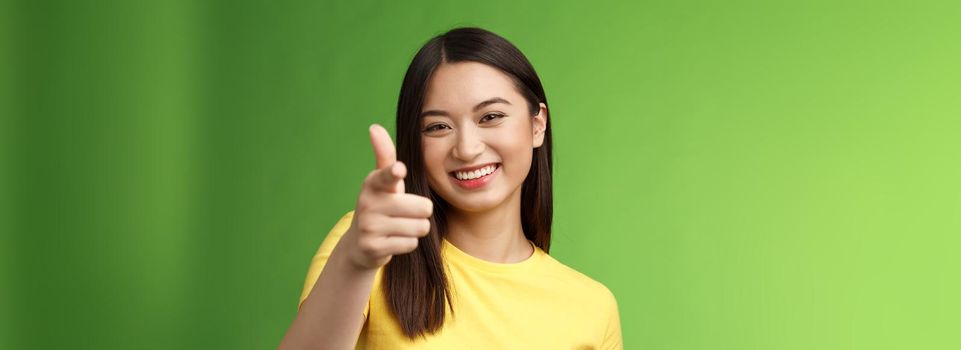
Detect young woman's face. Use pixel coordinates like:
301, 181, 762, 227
420, 62, 547, 213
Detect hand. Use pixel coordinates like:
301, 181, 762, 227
341, 124, 433, 270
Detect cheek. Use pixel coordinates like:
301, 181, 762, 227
421, 140, 448, 175
496, 127, 535, 173
505, 121, 534, 153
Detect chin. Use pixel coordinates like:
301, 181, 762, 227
444, 191, 508, 213
450, 201, 500, 213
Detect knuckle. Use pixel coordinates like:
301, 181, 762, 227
358, 239, 381, 257
354, 199, 370, 213
363, 171, 378, 186
365, 170, 387, 188
356, 219, 376, 235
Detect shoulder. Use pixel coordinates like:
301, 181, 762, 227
538, 253, 618, 307
332, 210, 355, 231
536, 253, 621, 340
299, 210, 357, 307
318, 210, 355, 246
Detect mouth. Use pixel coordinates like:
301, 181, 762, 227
448, 163, 501, 190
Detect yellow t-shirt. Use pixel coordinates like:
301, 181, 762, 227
299, 211, 623, 349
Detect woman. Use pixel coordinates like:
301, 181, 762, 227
279, 27, 622, 349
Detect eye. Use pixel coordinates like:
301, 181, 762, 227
480, 113, 506, 122
423, 123, 450, 133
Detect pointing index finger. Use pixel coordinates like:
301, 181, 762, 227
369, 161, 406, 193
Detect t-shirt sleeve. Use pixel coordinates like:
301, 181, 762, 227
601, 287, 623, 350
297, 210, 370, 318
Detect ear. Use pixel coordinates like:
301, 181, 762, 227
532, 103, 548, 148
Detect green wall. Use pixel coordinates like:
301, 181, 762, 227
3, 0, 959, 348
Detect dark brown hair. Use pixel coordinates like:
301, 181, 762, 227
384, 27, 553, 339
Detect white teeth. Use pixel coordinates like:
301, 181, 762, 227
454, 164, 497, 180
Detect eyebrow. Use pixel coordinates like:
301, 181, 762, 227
420, 97, 512, 118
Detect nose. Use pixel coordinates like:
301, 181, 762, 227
452, 124, 485, 161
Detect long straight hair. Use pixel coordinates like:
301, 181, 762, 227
384, 27, 554, 339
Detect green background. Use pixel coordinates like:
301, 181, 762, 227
3, 0, 960, 349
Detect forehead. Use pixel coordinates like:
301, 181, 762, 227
422, 61, 521, 112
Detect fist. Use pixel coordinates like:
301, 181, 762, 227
341, 124, 433, 270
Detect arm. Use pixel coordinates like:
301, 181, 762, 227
278, 230, 375, 350
277, 124, 433, 349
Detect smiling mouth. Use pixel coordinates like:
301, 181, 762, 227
449, 163, 501, 181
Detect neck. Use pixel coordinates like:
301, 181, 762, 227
445, 188, 533, 264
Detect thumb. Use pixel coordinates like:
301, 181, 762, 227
369, 124, 397, 170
